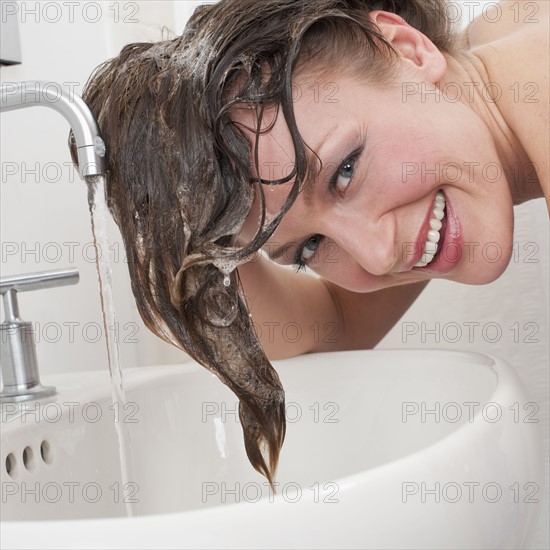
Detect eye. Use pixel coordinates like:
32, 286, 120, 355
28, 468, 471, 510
294, 235, 323, 272
330, 152, 359, 196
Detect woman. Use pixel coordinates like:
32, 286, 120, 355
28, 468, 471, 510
73, 0, 549, 487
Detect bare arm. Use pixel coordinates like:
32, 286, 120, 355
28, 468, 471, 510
237, 254, 428, 360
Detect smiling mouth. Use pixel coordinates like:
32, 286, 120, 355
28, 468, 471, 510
414, 192, 446, 268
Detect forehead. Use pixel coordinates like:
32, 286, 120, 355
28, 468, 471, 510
229, 73, 363, 190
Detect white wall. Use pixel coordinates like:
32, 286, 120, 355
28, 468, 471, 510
1, 1, 548, 546
0, 1, 188, 376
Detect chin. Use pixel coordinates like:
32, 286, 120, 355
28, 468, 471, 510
445, 252, 514, 286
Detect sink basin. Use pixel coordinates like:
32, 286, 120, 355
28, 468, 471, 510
0, 349, 543, 549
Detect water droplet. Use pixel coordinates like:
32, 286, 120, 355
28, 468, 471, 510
200, 285, 238, 328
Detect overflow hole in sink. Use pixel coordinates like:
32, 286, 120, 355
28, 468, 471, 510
5, 453, 17, 478
22, 446, 35, 471
40, 440, 52, 464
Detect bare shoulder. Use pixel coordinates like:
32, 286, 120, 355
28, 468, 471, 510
464, 1, 548, 48
466, 1, 549, 204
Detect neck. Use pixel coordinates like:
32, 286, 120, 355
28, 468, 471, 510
439, 51, 542, 206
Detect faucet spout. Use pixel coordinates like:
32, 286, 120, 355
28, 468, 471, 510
0, 81, 106, 179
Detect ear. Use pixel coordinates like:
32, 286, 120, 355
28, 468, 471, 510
368, 10, 447, 83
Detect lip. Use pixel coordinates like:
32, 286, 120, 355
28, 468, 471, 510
400, 191, 463, 274
415, 191, 462, 274
400, 192, 440, 271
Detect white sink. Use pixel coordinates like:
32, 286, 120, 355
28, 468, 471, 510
0, 349, 543, 549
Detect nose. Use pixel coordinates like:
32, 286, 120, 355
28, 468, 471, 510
327, 212, 398, 276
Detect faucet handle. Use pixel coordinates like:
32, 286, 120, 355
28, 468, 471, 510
1, 268, 79, 322
0, 267, 79, 295
0, 268, 79, 403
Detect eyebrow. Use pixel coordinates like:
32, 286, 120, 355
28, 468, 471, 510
268, 240, 298, 262
302, 125, 340, 207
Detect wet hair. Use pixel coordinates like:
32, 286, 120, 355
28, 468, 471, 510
70, 0, 456, 487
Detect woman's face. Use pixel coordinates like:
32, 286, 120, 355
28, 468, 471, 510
236, 67, 515, 292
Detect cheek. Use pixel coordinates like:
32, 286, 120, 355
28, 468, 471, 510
311, 247, 391, 293
314, 262, 371, 292
363, 137, 440, 208
448, 191, 515, 283
366, 114, 500, 205
367, 101, 496, 188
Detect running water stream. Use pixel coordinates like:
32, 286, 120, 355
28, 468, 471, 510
86, 175, 137, 517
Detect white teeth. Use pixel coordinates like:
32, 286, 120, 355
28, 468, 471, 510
427, 229, 440, 243
429, 219, 442, 231
432, 207, 444, 221
424, 241, 438, 254
415, 192, 446, 268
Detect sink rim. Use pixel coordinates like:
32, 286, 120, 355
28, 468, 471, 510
0, 349, 543, 550
1, 349, 528, 516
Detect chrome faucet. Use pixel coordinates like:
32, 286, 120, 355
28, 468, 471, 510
0, 269, 79, 402
0, 81, 106, 401
0, 80, 107, 178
